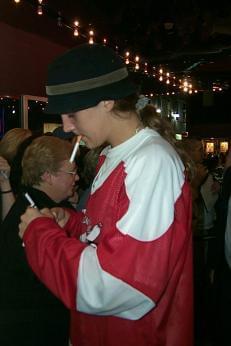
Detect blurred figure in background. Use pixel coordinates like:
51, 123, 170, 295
182, 138, 223, 345
0, 156, 14, 221
0, 128, 32, 165
182, 137, 209, 344
0, 128, 32, 221
212, 148, 231, 346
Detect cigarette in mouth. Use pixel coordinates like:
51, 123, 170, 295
69, 135, 82, 163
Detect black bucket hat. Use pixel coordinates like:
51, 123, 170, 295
45, 43, 137, 114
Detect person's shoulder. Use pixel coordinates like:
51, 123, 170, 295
133, 128, 180, 165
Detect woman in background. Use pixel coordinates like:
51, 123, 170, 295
0, 128, 32, 221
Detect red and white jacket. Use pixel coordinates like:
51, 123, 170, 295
23, 128, 193, 346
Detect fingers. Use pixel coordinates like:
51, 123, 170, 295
41, 207, 69, 227
19, 206, 69, 243
50, 207, 70, 227
50, 207, 65, 221
40, 208, 54, 218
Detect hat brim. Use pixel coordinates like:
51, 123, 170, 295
44, 77, 137, 114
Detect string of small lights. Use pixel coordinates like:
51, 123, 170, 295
11, 0, 225, 97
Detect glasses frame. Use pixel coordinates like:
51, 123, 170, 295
57, 169, 77, 176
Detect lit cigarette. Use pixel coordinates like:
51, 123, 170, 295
24, 192, 37, 208
69, 135, 82, 163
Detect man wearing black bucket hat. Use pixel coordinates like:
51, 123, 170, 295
19, 44, 193, 346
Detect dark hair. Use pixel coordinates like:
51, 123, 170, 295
113, 94, 138, 114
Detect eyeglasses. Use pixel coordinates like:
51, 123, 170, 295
57, 169, 77, 176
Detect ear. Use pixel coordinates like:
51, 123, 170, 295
41, 171, 52, 185
102, 100, 115, 111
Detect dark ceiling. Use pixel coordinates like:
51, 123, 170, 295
1, 0, 231, 91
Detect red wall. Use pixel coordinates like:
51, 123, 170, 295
0, 21, 68, 97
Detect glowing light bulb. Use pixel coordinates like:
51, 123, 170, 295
135, 56, 139, 62
14, 0, 20, 3
73, 21, 79, 36
74, 28, 79, 36
37, 5, 43, 15
144, 62, 148, 73
89, 30, 94, 44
